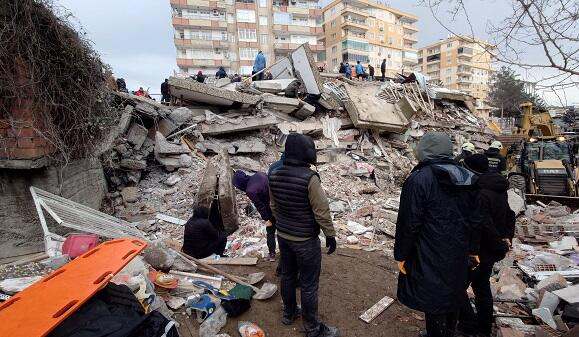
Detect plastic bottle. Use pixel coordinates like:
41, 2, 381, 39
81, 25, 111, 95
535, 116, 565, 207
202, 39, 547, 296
238, 321, 265, 337
199, 305, 227, 337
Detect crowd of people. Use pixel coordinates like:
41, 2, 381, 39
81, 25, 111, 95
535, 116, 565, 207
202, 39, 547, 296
338, 58, 389, 81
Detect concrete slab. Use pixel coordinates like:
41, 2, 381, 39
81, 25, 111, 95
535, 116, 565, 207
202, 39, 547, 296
277, 117, 353, 134
199, 115, 278, 135
158, 118, 178, 137
252, 79, 296, 93
263, 95, 300, 114
154, 132, 190, 155
169, 77, 259, 106
343, 83, 411, 133
218, 150, 239, 235
294, 102, 316, 120
120, 159, 147, 170
290, 44, 323, 96
194, 157, 219, 209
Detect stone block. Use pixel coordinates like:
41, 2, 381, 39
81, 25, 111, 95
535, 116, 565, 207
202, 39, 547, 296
120, 159, 147, 170
195, 157, 219, 209
293, 102, 316, 120
168, 107, 194, 126
125, 123, 148, 149
218, 150, 239, 235
158, 118, 178, 137
121, 186, 139, 203
155, 155, 181, 172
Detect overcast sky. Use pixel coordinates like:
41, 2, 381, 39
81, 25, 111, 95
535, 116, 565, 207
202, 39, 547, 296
55, 0, 577, 105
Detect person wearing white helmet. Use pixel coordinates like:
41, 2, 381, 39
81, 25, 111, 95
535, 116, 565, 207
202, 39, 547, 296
455, 142, 475, 165
484, 141, 507, 175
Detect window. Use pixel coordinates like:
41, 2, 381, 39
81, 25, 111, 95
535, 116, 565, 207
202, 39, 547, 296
370, 32, 375, 40
238, 29, 257, 41
227, 13, 234, 23
446, 76, 452, 83
239, 48, 259, 60
332, 58, 338, 65
447, 42, 453, 48
446, 68, 451, 74
259, 0, 267, 7
259, 16, 268, 25
331, 46, 337, 53
273, 12, 291, 24
331, 33, 336, 40
236, 9, 256, 23
379, 21, 384, 29
260, 34, 268, 44
240, 66, 253, 75
331, 20, 336, 28
388, 37, 393, 45
388, 25, 393, 32
229, 33, 236, 42
368, 18, 375, 27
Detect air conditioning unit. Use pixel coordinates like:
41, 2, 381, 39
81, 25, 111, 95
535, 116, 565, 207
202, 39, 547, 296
380, 39, 384, 43
379, 27, 383, 31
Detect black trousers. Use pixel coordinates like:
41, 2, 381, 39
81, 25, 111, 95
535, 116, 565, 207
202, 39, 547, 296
458, 260, 494, 336
425, 312, 458, 337
279, 236, 322, 337
161, 94, 170, 103
381, 71, 385, 81
266, 225, 276, 255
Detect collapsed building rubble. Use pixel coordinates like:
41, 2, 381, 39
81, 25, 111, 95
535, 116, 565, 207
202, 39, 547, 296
5, 42, 578, 337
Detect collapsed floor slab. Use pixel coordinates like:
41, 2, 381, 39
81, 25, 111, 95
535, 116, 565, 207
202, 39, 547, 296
169, 77, 260, 107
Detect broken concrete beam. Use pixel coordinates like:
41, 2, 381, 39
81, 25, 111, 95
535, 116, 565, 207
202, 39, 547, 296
293, 102, 316, 120
125, 123, 148, 149
290, 44, 323, 95
228, 139, 266, 154
218, 150, 239, 235
277, 117, 353, 134
314, 140, 358, 150
230, 156, 262, 172
263, 95, 300, 114
120, 159, 147, 170
96, 106, 133, 155
156, 156, 181, 171
343, 83, 411, 133
154, 132, 190, 155
134, 102, 157, 118
196, 141, 223, 154
169, 77, 259, 107
200, 115, 278, 135
195, 156, 219, 209
252, 79, 296, 93
157, 118, 178, 137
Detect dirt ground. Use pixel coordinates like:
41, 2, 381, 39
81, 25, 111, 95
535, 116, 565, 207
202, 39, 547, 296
175, 248, 424, 337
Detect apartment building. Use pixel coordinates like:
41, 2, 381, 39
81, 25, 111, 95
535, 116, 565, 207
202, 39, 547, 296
415, 36, 495, 111
321, 0, 419, 77
170, 0, 324, 77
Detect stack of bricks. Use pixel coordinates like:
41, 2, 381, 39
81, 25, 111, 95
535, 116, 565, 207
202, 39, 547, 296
0, 100, 54, 160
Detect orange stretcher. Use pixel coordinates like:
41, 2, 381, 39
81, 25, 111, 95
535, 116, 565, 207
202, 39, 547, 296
0, 238, 147, 337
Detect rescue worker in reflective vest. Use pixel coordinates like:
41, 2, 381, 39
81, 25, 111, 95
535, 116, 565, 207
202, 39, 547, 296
455, 142, 475, 166
484, 141, 507, 175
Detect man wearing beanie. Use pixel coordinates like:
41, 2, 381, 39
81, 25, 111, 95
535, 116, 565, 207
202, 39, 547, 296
395, 132, 479, 337
458, 154, 515, 337
269, 133, 338, 337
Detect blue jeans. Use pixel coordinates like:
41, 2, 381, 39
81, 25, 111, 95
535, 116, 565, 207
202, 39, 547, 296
279, 236, 322, 337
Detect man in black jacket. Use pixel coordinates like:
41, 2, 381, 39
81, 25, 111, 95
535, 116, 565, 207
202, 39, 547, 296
484, 141, 507, 175
458, 154, 515, 337
269, 133, 338, 337
182, 207, 227, 259
160, 79, 170, 104
380, 59, 386, 81
395, 132, 478, 337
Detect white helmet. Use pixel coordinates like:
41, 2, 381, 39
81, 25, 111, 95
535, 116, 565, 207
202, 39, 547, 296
461, 142, 475, 153
490, 141, 503, 150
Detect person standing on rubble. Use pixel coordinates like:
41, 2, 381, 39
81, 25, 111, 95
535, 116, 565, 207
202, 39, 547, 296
269, 133, 339, 337
253, 51, 266, 81
368, 64, 375, 81
344, 62, 352, 79
484, 141, 507, 175
182, 207, 227, 259
338, 62, 346, 74
232, 170, 278, 262
216, 66, 227, 79
380, 59, 386, 81
160, 79, 170, 104
458, 154, 515, 337
395, 132, 479, 337
196, 70, 206, 83
455, 142, 475, 166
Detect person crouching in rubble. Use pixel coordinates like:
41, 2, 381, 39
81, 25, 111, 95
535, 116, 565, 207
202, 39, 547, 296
395, 132, 479, 337
269, 133, 338, 337
182, 207, 227, 259
232, 170, 278, 262
458, 154, 515, 337
455, 142, 475, 166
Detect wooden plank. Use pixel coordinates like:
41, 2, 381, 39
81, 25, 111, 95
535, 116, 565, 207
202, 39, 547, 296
359, 295, 395, 323
200, 257, 258, 266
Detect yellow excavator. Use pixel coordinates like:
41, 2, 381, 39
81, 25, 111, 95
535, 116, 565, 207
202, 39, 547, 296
501, 102, 579, 200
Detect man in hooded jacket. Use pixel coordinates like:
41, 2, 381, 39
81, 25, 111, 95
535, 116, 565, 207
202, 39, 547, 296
458, 154, 515, 336
182, 207, 227, 259
269, 133, 338, 337
395, 132, 479, 337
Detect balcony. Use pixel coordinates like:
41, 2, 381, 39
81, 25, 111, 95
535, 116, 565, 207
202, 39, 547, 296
426, 53, 440, 63
287, 5, 309, 15
343, 33, 366, 41
172, 17, 227, 28
342, 5, 369, 17
457, 77, 473, 84
403, 34, 418, 42
457, 67, 472, 75
341, 18, 367, 31
175, 38, 229, 49
399, 20, 418, 31
171, 0, 227, 9
274, 42, 325, 51
176, 58, 232, 67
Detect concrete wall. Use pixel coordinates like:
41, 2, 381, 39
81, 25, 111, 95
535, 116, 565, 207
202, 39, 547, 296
0, 158, 106, 262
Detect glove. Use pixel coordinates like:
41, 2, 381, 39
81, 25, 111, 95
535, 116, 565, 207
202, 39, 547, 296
326, 237, 336, 255
398, 261, 406, 275
467, 255, 480, 270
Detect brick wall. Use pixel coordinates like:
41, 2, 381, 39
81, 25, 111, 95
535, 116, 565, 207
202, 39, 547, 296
0, 98, 55, 160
